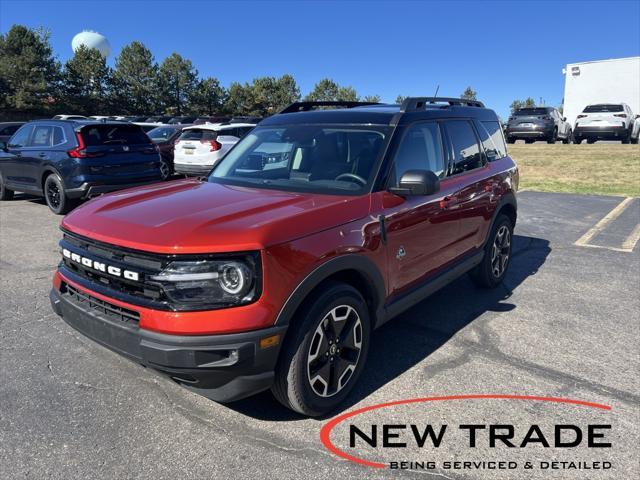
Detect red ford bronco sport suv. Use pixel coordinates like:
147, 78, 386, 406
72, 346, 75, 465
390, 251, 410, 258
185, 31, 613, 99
50, 98, 518, 416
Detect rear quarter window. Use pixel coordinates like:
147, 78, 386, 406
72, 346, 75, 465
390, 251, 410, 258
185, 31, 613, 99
81, 125, 151, 146
478, 121, 507, 160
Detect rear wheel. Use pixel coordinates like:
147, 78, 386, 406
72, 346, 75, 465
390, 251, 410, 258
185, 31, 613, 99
547, 128, 557, 144
470, 214, 513, 288
0, 171, 15, 201
44, 173, 77, 215
272, 282, 371, 416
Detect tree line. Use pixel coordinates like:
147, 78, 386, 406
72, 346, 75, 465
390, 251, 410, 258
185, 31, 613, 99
0, 25, 386, 120
1, 24, 534, 121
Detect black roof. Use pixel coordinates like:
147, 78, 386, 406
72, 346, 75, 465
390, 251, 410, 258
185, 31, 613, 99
261, 98, 499, 127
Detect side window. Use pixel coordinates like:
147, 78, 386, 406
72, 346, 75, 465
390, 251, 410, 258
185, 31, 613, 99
445, 120, 483, 175
30, 125, 53, 147
479, 121, 507, 160
52, 126, 66, 145
392, 122, 445, 185
8, 125, 33, 148
0, 124, 21, 136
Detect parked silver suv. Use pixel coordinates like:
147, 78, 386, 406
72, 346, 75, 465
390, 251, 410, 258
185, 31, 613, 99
574, 103, 636, 144
505, 107, 572, 144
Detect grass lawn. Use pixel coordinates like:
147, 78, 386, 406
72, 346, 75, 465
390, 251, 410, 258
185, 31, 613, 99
509, 143, 640, 197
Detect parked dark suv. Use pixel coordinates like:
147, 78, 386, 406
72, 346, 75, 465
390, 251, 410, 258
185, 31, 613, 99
50, 98, 518, 416
506, 107, 572, 144
0, 120, 162, 214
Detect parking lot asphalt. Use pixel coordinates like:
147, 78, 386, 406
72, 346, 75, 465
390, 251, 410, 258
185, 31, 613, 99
1, 190, 638, 479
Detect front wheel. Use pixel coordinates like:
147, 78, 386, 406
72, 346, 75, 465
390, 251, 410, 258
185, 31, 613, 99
470, 214, 513, 288
0, 171, 15, 201
562, 129, 573, 144
272, 282, 371, 416
44, 173, 77, 215
547, 128, 558, 144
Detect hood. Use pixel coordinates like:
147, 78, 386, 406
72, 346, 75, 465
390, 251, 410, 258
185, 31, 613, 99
62, 179, 370, 254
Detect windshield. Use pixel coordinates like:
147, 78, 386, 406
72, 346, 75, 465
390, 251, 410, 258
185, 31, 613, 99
147, 126, 178, 142
209, 125, 389, 195
514, 108, 549, 116
583, 104, 624, 113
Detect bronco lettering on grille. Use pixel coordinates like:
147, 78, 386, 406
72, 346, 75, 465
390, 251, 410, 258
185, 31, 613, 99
62, 248, 140, 281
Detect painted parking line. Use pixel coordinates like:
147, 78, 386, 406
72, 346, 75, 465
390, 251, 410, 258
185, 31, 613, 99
574, 197, 640, 253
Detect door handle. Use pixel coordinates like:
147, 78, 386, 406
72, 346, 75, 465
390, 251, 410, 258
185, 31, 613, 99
38, 152, 47, 158
440, 195, 457, 209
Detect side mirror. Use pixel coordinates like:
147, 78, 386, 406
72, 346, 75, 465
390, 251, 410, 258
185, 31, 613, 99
635, 114, 640, 119
389, 170, 440, 196
562, 117, 567, 122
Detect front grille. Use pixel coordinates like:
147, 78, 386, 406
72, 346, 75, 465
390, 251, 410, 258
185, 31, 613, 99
63, 282, 140, 324
60, 231, 167, 308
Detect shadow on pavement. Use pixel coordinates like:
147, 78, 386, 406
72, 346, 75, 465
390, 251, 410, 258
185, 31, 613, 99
228, 234, 551, 421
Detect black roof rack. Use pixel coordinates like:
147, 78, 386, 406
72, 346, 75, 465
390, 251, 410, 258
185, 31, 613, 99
400, 97, 485, 111
279, 101, 381, 114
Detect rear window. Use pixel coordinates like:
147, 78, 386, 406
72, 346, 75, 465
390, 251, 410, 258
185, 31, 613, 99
583, 104, 624, 113
514, 108, 549, 116
147, 126, 179, 141
178, 129, 217, 141
80, 125, 150, 146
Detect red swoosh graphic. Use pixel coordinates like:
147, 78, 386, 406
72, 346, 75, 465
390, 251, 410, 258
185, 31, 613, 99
320, 394, 612, 469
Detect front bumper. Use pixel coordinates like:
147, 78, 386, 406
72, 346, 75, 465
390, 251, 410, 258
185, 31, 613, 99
574, 125, 629, 139
50, 285, 286, 402
174, 163, 213, 177
66, 178, 163, 199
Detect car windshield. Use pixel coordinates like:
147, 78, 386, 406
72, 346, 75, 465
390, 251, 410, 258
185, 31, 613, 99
514, 108, 549, 116
147, 126, 178, 142
209, 125, 389, 195
583, 104, 624, 113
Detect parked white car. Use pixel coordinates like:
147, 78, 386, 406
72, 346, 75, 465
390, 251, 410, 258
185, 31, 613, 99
52, 114, 86, 120
173, 123, 256, 176
574, 103, 636, 144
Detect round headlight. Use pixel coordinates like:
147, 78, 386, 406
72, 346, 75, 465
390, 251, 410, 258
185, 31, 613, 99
219, 262, 250, 295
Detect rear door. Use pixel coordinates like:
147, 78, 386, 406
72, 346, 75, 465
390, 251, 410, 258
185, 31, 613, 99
441, 119, 493, 257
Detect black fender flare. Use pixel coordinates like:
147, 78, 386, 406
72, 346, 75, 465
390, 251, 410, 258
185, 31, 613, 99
274, 254, 386, 328
39, 166, 63, 192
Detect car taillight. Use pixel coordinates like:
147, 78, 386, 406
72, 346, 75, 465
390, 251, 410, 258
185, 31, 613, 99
577, 114, 587, 119
614, 114, 627, 118
68, 132, 87, 158
201, 139, 221, 152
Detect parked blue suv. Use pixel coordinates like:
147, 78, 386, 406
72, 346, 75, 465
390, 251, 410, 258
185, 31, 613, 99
0, 120, 162, 214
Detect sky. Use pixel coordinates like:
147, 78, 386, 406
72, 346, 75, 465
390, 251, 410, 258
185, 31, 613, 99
1, 0, 639, 119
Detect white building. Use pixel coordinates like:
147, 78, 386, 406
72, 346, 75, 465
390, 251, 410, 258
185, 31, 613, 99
562, 56, 640, 127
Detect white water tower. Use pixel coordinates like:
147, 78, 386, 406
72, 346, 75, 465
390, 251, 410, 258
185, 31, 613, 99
71, 31, 111, 58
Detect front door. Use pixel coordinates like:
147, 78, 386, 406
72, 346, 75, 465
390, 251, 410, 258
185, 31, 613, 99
380, 121, 461, 299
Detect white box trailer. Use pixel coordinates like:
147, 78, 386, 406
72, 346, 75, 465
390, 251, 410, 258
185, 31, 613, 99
562, 56, 640, 128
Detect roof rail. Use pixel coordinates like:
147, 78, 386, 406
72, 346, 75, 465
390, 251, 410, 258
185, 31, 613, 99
279, 101, 381, 114
400, 97, 485, 111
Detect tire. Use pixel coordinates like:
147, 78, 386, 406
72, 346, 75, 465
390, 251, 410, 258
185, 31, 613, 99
631, 136, 638, 144
562, 129, 573, 144
470, 214, 513, 289
587, 138, 596, 144
524, 139, 534, 144
159, 158, 172, 180
0, 171, 15, 201
44, 173, 77, 215
574, 137, 582, 144
272, 281, 371, 416
547, 128, 557, 144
